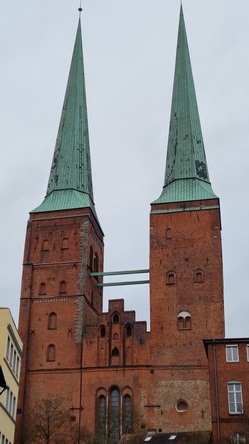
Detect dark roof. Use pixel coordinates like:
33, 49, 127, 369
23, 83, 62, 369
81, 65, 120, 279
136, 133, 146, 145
119, 431, 211, 444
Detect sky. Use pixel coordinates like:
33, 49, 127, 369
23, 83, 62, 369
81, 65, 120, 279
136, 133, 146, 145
1, 0, 249, 338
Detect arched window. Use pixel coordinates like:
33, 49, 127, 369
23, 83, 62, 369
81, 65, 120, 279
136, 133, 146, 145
89, 246, 93, 271
194, 269, 205, 283
178, 311, 192, 329
123, 395, 132, 433
100, 326, 106, 338
113, 333, 118, 340
126, 325, 132, 337
166, 228, 172, 239
178, 317, 184, 329
113, 313, 120, 324
94, 253, 99, 272
185, 316, 191, 329
42, 240, 49, 251
59, 281, 67, 294
39, 282, 46, 295
48, 312, 57, 330
47, 344, 55, 362
166, 271, 177, 285
61, 238, 69, 250
110, 388, 120, 443
98, 395, 106, 438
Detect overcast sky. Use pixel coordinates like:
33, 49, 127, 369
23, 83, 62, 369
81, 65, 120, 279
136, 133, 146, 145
1, 1, 249, 338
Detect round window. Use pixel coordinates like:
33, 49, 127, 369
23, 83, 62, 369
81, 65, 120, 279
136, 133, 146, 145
175, 400, 188, 413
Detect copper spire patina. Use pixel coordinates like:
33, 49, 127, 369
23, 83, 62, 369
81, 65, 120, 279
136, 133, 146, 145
32, 17, 96, 216
153, 6, 217, 204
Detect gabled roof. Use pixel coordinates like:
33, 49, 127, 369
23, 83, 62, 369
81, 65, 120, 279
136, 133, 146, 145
32, 18, 97, 218
153, 6, 217, 205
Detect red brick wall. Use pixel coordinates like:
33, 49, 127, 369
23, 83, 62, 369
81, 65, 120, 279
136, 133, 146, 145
206, 340, 249, 440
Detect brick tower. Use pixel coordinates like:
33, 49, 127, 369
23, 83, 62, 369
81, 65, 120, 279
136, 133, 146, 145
148, 6, 224, 432
16, 17, 104, 440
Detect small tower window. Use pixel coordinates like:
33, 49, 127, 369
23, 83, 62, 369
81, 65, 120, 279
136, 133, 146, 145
42, 240, 49, 251
39, 282, 46, 295
94, 253, 99, 272
100, 326, 106, 338
89, 246, 93, 271
47, 344, 56, 362
61, 238, 69, 250
194, 269, 205, 283
175, 399, 188, 413
113, 313, 120, 324
166, 228, 172, 239
178, 311, 192, 330
48, 312, 57, 330
59, 281, 67, 294
166, 271, 177, 285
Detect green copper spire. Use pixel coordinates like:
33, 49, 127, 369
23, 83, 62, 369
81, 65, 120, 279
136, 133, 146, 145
153, 6, 217, 205
32, 18, 96, 216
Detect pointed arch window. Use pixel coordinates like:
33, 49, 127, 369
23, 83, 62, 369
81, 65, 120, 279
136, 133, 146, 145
194, 269, 205, 283
61, 238, 69, 250
48, 312, 57, 330
126, 325, 132, 337
112, 348, 119, 357
100, 326, 106, 338
178, 311, 192, 330
47, 344, 56, 362
98, 395, 106, 438
123, 394, 132, 434
113, 313, 120, 324
59, 281, 67, 294
42, 240, 49, 251
166, 271, 177, 285
109, 387, 120, 443
39, 282, 46, 295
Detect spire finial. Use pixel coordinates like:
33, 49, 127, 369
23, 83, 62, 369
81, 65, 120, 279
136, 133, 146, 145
78, 0, 82, 14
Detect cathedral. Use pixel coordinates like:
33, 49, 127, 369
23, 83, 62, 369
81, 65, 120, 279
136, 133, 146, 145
15, 5, 249, 444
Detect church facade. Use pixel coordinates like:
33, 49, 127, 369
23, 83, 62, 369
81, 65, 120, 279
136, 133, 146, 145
15, 6, 249, 444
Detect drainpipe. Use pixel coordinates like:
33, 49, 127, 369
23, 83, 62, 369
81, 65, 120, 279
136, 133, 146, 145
213, 339, 220, 439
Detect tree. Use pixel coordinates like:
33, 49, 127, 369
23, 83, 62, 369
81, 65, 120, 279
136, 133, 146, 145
30, 395, 71, 444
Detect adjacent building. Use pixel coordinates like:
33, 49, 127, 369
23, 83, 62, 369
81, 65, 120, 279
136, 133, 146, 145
14, 5, 249, 444
0, 308, 22, 444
